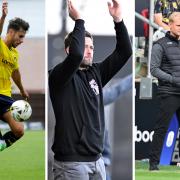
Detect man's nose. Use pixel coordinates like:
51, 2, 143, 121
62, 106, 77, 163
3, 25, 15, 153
87, 48, 92, 53
20, 38, 24, 43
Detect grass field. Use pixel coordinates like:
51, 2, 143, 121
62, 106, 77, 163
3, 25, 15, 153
135, 160, 180, 180
0, 130, 45, 180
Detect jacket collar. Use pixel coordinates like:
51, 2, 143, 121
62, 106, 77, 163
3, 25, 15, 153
166, 32, 179, 43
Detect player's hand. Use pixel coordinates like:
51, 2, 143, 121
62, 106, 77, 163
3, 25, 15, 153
67, 0, 81, 21
21, 90, 29, 101
2, 1, 8, 18
107, 0, 122, 23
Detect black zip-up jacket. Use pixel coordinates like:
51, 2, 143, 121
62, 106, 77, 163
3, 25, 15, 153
49, 19, 132, 162
151, 32, 180, 94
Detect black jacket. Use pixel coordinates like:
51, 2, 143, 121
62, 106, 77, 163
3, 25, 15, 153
153, 32, 180, 94
49, 19, 132, 162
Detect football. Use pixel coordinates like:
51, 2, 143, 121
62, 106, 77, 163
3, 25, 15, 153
10, 100, 32, 122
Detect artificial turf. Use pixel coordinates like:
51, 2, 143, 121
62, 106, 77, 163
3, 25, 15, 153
0, 130, 45, 180
135, 160, 180, 180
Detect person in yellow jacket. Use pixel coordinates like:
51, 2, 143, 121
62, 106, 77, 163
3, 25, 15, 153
0, 1, 29, 151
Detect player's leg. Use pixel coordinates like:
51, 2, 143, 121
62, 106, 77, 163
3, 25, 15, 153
0, 129, 7, 151
1, 111, 24, 149
0, 95, 12, 151
0, 95, 24, 151
3, 111, 24, 137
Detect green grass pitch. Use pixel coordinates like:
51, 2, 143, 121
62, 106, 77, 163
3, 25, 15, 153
135, 160, 180, 180
0, 130, 45, 180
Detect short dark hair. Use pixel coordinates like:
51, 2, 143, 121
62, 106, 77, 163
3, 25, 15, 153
7, 17, 30, 32
64, 30, 93, 49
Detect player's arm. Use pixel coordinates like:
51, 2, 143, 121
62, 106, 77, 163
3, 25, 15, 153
154, 13, 170, 31
49, 0, 85, 88
0, 1, 8, 36
99, 0, 132, 86
11, 69, 29, 100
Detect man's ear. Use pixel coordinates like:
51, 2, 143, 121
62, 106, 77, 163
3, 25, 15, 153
7, 29, 16, 38
65, 47, 69, 55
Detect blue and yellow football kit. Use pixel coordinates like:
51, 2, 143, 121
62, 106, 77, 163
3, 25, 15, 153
0, 37, 19, 116
154, 0, 180, 24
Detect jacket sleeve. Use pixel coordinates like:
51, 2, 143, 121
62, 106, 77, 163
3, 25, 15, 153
49, 19, 85, 89
150, 43, 173, 83
103, 74, 132, 105
98, 20, 132, 87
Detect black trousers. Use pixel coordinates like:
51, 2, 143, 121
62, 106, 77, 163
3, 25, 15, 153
149, 94, 180, 164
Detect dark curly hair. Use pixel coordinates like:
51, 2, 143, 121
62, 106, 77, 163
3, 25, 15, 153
7, 17, 30, 32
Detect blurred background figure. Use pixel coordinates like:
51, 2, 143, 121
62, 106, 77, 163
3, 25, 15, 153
154, 0, 180, 30
153, 0, 180, 41
102, 74, 132, 180
48, 0, 133, 180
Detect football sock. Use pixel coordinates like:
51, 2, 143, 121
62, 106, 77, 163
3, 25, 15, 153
0, 139, 7, 151
0, 130, 2, 138
2, 131, 20, 147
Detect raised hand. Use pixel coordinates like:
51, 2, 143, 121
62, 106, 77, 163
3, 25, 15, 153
2, 0, 8, 17
0, 1, 8, 35
67, 0, 81, 21
107, 0, 122, 23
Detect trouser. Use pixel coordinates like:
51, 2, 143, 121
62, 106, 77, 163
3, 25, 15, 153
149, 94, 180, 164
105, 165, 111, 180
53, 157, 106, 180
